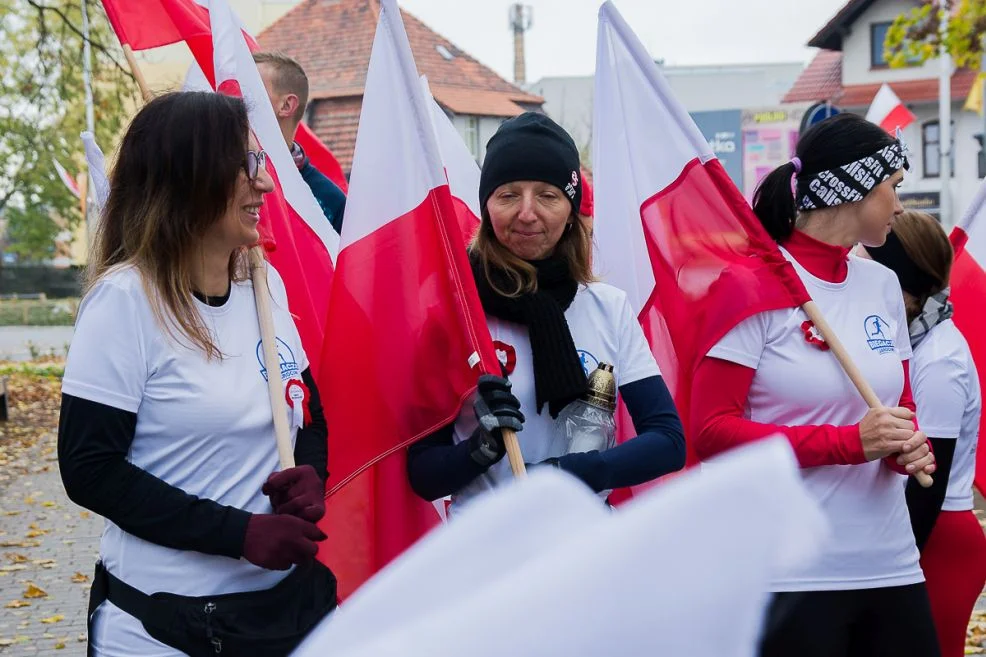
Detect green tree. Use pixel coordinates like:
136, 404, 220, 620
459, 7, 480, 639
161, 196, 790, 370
0, 0, 137, 262
884, 0, 986, 69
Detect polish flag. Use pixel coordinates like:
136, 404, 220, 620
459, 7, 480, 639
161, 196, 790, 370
102, 0, 339, 375
316, 0, 500, 598
592, 2, 809, 480
425, 86, 482, 241
423, 82, 482, 241
947, 187, 986, 495
98, 0, 347, 193
865, 83, 916, 134
53, 160, 80, 200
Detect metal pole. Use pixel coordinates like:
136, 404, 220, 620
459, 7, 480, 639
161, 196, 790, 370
939, 2, 953, 226
981, 34, 986, 181
81, 0, 96, 238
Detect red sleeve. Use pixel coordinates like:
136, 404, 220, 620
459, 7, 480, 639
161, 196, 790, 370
691, 356, 866, 468
899, 360, 917, 417
882, 360, 927, 475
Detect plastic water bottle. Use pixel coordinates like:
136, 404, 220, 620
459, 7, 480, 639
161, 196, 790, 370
552, 362, 617, 456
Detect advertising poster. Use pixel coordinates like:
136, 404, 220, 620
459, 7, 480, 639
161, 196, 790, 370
741, 105, 809, 200
690, 109, 744, 191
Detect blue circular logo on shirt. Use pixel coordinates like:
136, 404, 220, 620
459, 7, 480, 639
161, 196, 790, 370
577, 349, 599, 376
863, 315, 895, 354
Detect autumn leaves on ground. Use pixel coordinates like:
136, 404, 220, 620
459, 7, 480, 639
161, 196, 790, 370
0, 361, 982, 655
0, 362, 98, 655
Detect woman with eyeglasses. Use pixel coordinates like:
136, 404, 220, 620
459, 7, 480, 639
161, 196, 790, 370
58, 92, 337, 657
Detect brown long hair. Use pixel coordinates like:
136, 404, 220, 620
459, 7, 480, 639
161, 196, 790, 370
88, 92, 251, 359
470, 205, 594, 297
893, 210, 953, 314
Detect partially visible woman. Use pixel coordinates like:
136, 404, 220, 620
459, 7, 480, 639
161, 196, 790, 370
406, 113, 685, 512
865, 211, 986, 657
58, 92, 336, 657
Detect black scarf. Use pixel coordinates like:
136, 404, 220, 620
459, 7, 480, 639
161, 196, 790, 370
472, 254, 587, 418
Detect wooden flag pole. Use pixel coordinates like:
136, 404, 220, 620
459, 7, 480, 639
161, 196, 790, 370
249, 247, 296, 469
122, 45, 153, 101
803, 301, 933, 488
502, 429, 527, 478
120, 47, 294, 469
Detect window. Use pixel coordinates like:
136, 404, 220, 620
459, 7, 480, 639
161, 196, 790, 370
463, 116, 480, 160
436, 44, 455, 61
922, 120, 955, 178
871, 22, 892, 67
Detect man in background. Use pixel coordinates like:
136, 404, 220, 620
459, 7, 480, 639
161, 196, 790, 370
254, 51, 346, 235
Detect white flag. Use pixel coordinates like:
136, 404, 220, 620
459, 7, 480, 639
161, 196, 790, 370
292, 437, 827, 657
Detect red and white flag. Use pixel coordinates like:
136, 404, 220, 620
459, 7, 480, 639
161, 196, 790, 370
423, 79, 482, 241
592, 1, 809, 481
100, 0, 339, 375
99, 0, 347, 193
865, 83, 916, 134
947, 189, 986, 495
315, 0, 500, 598
53, 159, 80, 200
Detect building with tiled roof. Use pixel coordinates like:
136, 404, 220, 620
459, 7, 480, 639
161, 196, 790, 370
783, 0, 985, 224
259, 0, 543, 173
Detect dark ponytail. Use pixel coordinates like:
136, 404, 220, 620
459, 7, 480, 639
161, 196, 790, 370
752, 113, 898, 243
752, 162, 799, 242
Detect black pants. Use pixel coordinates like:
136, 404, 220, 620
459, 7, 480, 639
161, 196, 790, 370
759, 583, 940, 657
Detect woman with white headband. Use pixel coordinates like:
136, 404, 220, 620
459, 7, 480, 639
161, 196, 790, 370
692, 114, 938, 656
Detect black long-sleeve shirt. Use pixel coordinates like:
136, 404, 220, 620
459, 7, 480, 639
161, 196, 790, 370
58, 367, 327, 559
407, 374, 685, 501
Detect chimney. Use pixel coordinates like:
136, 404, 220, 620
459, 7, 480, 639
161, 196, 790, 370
509, 3, 532, 86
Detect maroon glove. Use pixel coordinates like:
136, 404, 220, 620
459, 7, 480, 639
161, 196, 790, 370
262, 465, 326, 523
242, 513, 325, 571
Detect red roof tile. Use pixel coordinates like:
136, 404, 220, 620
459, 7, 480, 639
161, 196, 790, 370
260, 0, 543, 172
258, 0, 542, 106
783, 50, 977, 107
782, 50, 843, 103
431, 86, 540, 117
839, 69, 978, 106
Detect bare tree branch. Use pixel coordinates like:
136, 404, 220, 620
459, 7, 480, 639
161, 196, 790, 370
25, 0, 135, 80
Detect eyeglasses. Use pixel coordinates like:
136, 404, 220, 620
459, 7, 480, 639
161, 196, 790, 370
245, 149, 268, 181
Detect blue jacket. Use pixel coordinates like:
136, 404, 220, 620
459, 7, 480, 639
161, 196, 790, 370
299, 161, 346, 235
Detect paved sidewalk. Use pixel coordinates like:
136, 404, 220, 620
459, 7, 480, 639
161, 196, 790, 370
0, 428, 100, 656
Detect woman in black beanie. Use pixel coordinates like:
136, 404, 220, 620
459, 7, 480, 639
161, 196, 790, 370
406, 112, 685, 512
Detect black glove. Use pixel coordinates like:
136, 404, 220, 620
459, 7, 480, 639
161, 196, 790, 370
467, 374, 524, 467
242, 514, 326, 571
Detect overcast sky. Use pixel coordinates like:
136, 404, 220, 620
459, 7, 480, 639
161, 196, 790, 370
398, 0, 850, 82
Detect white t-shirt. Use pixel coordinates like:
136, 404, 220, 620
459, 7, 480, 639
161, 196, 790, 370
450, 282, 660, 512
706, 251, 923, 592
62, 264, 308, 656
911, 319, 980, 512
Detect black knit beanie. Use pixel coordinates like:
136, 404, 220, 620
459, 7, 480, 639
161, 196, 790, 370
479, 112, 583, 216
